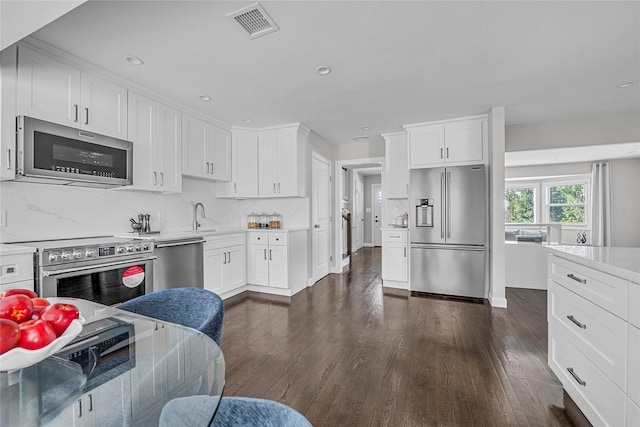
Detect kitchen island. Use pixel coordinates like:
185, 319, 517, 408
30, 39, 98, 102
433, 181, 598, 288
546, 245, 640, 427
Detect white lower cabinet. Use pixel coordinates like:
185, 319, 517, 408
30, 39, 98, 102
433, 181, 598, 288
547, 253, 637, 427
0, 249, 35, 293
246, 230, 307, 295
381, 229, 408, 288
203, 233, 246, 297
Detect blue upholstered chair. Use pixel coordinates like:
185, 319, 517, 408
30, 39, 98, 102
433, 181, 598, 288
159, 396, 312, 427
117, 288, 224, 345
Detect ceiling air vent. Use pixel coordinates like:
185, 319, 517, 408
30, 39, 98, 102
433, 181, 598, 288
227, 3, 279, 39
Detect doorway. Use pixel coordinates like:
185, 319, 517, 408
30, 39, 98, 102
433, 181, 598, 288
332, 157, 384, 273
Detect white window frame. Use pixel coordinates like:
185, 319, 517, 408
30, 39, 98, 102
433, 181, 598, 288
542, 177, 590, 229
504, 181, 540, 224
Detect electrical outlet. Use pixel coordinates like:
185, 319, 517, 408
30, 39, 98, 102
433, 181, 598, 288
0, 211, 6, 227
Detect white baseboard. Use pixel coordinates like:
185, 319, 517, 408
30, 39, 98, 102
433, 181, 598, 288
341, 257, 350, 268
364, 242, 374, 247
382, 280, 408, 290
488, 292, 508, 308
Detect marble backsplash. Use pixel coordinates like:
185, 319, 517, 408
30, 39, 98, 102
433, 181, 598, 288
0, 178, 310, 243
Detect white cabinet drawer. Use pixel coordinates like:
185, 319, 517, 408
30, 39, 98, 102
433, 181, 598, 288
268, 233, 288, 246
549, 255, 627, 319
629, 324, 640, 406
628, 397, 640, 427
549, 331, 625, 427
548, 280, 626, 389
382, 230, 407, 243
204, 233, 245, 249
629, 283, 640, 329
247, 232, 269, 244
0, 254, 34, 285
0, 280, 35, 294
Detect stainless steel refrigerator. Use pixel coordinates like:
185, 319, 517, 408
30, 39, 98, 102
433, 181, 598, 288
410, 165, 487, 298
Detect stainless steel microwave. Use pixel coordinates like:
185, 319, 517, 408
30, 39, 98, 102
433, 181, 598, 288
16, 116, 133, 187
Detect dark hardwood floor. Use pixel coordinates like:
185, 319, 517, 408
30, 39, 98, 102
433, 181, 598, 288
220, 247, 574, 426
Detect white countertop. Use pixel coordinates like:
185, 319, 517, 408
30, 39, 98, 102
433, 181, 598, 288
115, 228, 247, 242
246, 227, 308, 233
381, 227, 408, 231
545, 245, 640, 283
0, 243, 36, 256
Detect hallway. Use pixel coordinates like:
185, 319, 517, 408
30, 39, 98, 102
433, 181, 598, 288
221, 247, 573, 426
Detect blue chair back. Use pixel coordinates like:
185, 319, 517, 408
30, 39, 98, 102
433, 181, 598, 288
117, 288, 224, 345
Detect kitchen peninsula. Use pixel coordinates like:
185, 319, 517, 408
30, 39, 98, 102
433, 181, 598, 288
546, 245, 640, 427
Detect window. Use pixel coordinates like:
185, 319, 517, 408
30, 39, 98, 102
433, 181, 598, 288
504, 176, 590, 228
544, 181, 588, 225
504, 184, 536, 223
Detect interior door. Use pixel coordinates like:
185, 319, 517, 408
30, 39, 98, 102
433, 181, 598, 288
312, 153, 331, 281
372, 183, 382, 246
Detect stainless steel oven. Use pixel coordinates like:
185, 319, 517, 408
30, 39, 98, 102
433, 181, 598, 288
27, 237, 155, 306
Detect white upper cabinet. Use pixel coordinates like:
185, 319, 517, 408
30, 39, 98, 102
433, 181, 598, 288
127, 92, 182, 193
17, 45, 127, 140
258, 125, 308, 198
217, 129, 258, 198
182, 113, 231, 181
1, 45, 18, 181
383, 132, 409, 199
405, 116, 486, 168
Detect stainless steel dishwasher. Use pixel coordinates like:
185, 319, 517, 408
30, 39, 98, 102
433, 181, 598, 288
153, 236, 204, 290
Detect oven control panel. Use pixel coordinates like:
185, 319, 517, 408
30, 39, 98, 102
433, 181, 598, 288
42, 241, 154, 266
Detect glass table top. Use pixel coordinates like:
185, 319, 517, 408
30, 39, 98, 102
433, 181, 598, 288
0, 298, 225, 427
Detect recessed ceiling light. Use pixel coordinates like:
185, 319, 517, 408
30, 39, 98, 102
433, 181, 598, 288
243, 118, 253, 123
617, 82, 634, 88
316, 66, 331, 75
125, 56, 144, 65
362, 126, 371, 130
199, 95, 212, 101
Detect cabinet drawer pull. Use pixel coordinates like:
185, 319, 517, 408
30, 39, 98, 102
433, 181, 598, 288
566, 315, 587, 330
84, 107, 89, 125
74, 104, 79, 122
446, 147, 449, 158
264, 249, 267, 259
234, 182, 237, 193
5, 148, 11, 170
210, 163, 213, 174
160, 172, 164, 186
77, 398, 83, 418
228, 251, 231, 263
404, 247, 407, 257
88, 394, 93, 412
153, 171, 157, 185
440, 148, 443, 159
389, 235, 400, 238
273, 183, 276, 193
269, 249, 272, 260
567, 367, 586, 386
223, 252, 227, 264
567, 273, 587, 284
277, 182, 280, 193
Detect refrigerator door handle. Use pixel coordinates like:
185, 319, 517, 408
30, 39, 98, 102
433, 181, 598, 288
440, 172, 445, 239
446, 171, 451, 239
411, 243, 485, 251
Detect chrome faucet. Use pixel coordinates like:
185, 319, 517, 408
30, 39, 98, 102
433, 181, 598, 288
193, 202, 206, 231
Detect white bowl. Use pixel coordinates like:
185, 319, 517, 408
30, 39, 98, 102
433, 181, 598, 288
0, 319, 83, 371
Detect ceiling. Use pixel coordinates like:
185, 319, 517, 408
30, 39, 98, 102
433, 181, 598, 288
22, 1, 640, 146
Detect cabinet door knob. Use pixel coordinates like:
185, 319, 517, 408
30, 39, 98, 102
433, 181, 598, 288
314, 224, 320, 228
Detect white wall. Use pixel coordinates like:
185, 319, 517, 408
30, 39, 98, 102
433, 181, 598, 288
506, 112, 640, 152
0, 1, 86, 51
332, 139, 385, 161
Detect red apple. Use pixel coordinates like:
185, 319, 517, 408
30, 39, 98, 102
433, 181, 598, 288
0, 295, 34, 323
18, 319, 56, 350
31, 298, 50, 317
39, 303, 79, 336
0, 319, 21, 354
3, 289, 38, 299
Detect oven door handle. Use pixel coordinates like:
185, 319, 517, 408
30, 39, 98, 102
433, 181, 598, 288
42, 256, 157, 277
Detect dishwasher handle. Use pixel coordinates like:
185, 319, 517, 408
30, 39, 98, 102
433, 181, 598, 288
155, 239, 204, 249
